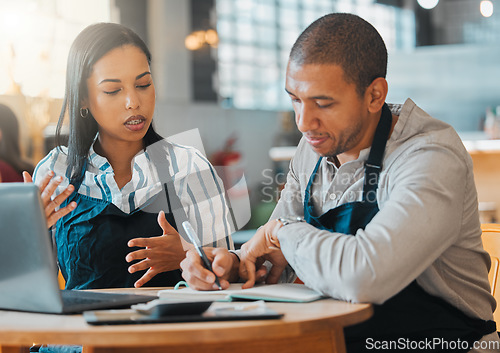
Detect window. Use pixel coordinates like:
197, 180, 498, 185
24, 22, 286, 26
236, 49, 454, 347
215, 0, 415, 111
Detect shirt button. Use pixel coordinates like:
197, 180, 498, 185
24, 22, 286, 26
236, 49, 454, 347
330, 193, 337, 200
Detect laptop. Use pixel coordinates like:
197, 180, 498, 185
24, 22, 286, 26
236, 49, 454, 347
0, 183, 157, 314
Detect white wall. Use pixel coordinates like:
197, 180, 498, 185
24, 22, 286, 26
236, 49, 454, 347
387, 44, 500, 132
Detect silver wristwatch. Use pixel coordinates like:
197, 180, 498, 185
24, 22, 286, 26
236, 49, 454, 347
278, 216, 306, 226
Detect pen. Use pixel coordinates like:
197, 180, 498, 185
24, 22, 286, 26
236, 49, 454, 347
182, 221, 222, 290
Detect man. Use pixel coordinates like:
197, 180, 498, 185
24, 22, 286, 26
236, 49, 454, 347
181, 13, 499, 352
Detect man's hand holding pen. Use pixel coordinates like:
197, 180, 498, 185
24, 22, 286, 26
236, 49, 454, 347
180, 247, 239, 290
180, 219, 289, 291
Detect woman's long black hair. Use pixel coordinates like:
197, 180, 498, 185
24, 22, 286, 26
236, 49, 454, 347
56, 22, 162, 183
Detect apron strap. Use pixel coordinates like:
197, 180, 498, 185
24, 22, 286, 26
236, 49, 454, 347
304, 103, 392, 215
303, 157, 323, 216
363, 103, 392, 203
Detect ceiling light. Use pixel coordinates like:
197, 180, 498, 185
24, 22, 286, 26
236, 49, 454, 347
417, 0, 439, 10
480, 0, 494, 17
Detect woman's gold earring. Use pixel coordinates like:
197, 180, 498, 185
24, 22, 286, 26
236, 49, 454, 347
80, 107, 89, 118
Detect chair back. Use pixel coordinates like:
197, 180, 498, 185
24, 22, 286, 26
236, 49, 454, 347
481, 223, 500, 324
58, 270, 65, 290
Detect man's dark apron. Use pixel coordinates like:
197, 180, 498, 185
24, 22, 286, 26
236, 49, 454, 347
56, 147, 183, 290
303, 103, 496, 352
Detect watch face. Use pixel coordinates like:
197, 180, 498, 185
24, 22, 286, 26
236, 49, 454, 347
280, 217, 305, 226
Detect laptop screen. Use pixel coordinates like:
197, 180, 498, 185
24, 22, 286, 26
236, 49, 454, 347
0, 183, 66, 313
0, 183, 158, 314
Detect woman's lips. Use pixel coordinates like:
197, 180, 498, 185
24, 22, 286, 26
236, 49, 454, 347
124, 116, 146, 131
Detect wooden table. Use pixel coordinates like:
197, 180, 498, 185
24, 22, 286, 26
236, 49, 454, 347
0, 288, 372, 353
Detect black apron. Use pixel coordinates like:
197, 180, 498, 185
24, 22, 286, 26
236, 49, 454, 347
56, 145, 184, 290
303, 103, 496, 352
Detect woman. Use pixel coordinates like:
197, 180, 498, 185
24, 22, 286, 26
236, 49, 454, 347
0, 104, 34, 182
31, 22, 234, 291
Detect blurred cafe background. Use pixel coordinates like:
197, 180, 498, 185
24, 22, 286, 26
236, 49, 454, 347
1, 0, 499, 236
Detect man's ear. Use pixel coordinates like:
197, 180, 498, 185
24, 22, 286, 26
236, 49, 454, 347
365, 77, 388, 113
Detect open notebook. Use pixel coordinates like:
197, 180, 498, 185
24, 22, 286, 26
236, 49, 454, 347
158, 283, 324, 303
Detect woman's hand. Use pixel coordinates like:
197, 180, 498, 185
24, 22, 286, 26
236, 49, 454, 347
126, 211, 186, 288
23, 171, 77, 228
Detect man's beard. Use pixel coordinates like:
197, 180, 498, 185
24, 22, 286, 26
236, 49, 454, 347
321, 119, 365, 158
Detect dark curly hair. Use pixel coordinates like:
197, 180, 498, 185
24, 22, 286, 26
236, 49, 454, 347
289, 13, 388, 97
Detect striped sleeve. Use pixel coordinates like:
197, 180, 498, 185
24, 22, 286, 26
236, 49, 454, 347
33, 147, 71, 194
168, 144, 234, 250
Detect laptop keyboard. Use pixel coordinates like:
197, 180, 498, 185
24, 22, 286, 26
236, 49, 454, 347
61, 290, 125, 305
60, 289, 157, 313
61, 290, 110, 305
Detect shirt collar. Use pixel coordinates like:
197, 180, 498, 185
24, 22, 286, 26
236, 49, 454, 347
87, 139, 153, 176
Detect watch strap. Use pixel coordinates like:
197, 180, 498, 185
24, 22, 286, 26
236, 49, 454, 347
278, 216, 306, 226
